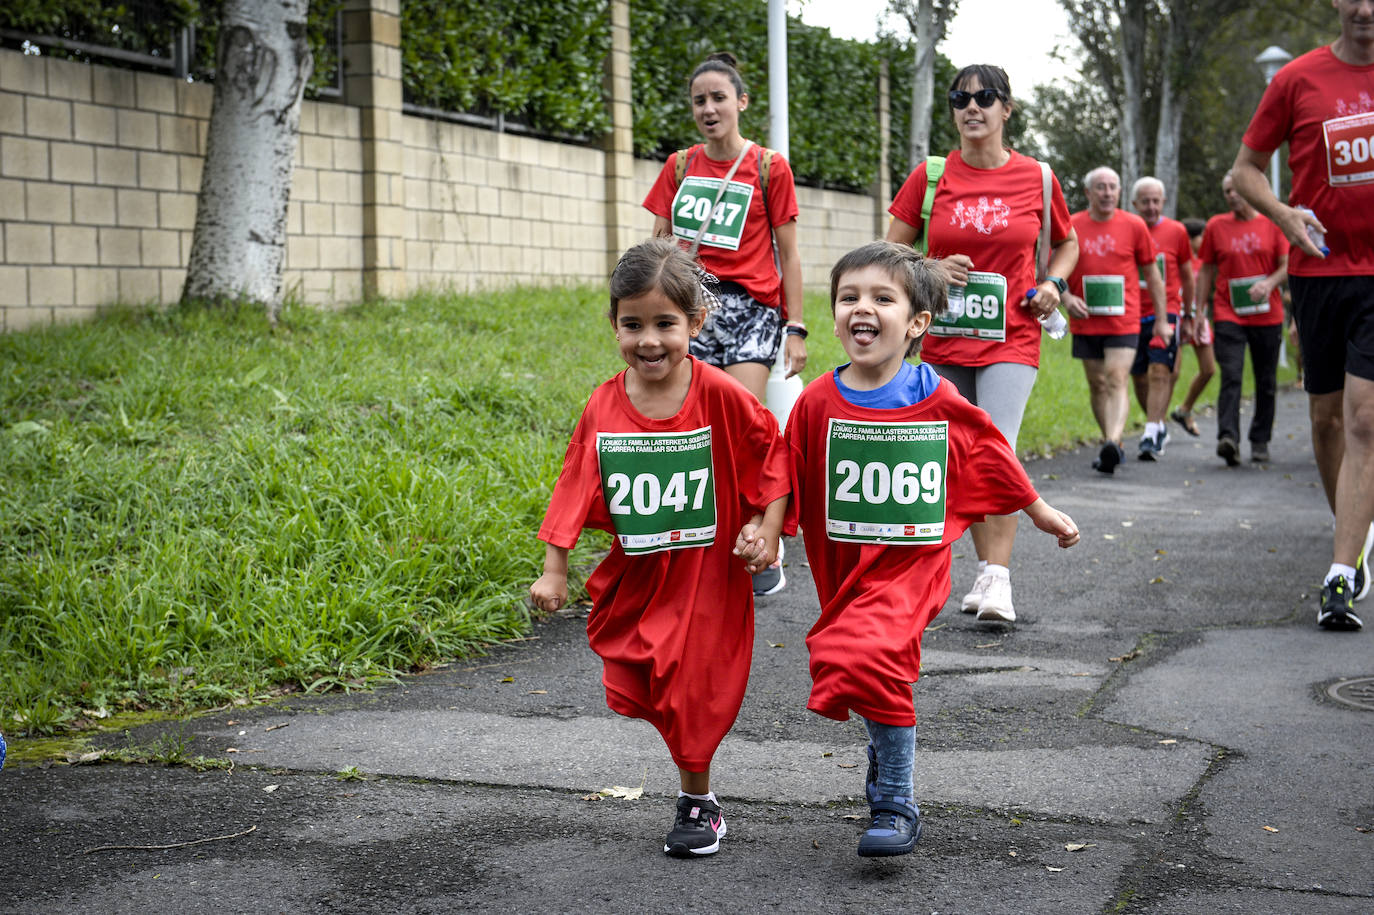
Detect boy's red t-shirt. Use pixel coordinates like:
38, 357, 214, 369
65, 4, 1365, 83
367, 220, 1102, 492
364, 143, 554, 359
1198, 212, 1286, 327
539, 358, 791, 771
889, 150, 1072, 368
1067, 209, 1156, 337
1139, 217, 1194, 319
1242, 45, 1374, 277
642, 144, 800, 315
784, 373, 1038, 726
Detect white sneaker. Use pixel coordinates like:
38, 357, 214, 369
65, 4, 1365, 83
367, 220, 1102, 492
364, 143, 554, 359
976, 576, 1016, 623
961, 571, 992, 614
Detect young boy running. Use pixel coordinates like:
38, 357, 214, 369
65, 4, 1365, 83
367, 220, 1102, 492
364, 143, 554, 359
784, 242, 1080, 856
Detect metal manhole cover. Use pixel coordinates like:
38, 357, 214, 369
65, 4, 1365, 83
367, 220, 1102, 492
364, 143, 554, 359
1325, 677, 1374, 711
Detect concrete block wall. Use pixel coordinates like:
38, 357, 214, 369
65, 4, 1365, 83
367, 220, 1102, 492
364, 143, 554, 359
1, 45, 883, 332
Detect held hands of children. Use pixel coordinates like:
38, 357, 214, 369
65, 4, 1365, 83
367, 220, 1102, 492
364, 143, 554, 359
1023, 498, 1081, 549
733, 514, 779, 575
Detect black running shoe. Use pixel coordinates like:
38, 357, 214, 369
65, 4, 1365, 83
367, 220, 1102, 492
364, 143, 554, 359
1251, 442, 1270, 463
1356, 523, 1374, 602
1317, 577, 1363, 631
664, 795, 726, 857
857, 796, 922, 857
1217, 435, 1240, 467
1093, 441, 1121, 474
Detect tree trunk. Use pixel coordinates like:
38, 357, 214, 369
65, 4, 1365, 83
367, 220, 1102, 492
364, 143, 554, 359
907, 0, 938, 165
182, 0, 313, 321
1115, 0, 1148, 197
1153, 16, 1185, 218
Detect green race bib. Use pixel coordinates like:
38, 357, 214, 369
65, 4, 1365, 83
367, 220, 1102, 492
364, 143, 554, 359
1138, 253, 1165, 289
1228, 275, 1270, 316
931, 271, 1008, 341
825, 419, 948, 545
597, 427, 716, 555
671, 176, 755, 252
1083, 275, 1126, 316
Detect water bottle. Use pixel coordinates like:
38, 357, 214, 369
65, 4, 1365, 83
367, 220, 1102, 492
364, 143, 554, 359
1028, 288, 1067, 339
1294, 206, 1330, 257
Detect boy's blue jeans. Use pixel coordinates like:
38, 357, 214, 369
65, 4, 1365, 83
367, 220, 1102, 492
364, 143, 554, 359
864, 718, 915, 800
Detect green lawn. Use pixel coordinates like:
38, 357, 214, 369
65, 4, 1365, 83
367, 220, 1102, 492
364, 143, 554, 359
0, 288, 1295, 735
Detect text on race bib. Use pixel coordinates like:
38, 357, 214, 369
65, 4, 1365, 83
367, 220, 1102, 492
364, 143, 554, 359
1228, 274, 1271, 316
931, 271, 1008, 341
671, 176, 755, 252
597, 427, 716, 555
1083, 274, 1126, 316
1325, 111, 1374, 187
825, 419, 948, 544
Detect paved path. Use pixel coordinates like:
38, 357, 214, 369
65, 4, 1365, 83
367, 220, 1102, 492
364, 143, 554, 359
3, 388, 1371, 914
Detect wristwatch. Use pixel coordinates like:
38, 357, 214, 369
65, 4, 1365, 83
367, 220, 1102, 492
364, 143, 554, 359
1046, 275, 1068, 295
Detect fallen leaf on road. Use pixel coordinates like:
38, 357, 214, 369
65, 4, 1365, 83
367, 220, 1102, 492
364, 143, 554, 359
581, 793, 602, 801
226, 747, 239, 754
1158, 739, 1177, 745
527, 690, 547, 695
500, 677, 514, 683
842, 814, 863, 820
1150, 576, 1167, 584
1103, 534, 1117, 540
837, 763, 857, 769
768, 642, 784, 648
1121, 521, 1133, 527
598, 767, 647, 801
264, 723, 289, 732
1262, 825, 1279, 833
1110, 650, 1140, 663
813, 839, 821, 848
1008, 850, 1018, 857
975, 642, 1001, 649
1046, 866, 1063, 872
263, 785, 279, 793
821, 751, 833, 757
1065, 843, 1095, 852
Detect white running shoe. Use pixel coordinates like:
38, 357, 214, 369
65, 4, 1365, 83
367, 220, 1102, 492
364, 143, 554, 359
961, 571, 993, 614
976, 576, 1016, 623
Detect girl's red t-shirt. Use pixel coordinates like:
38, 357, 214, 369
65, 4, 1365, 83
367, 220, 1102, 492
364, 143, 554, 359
642, 145, 800, 314
539, 358, 791, 771
889, 150, 1072, 368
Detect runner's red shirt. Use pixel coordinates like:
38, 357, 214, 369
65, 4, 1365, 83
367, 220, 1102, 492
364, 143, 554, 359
889, 150, 1072, 368
1067, 209, 1155, 336
643, 144, 800, 314
1198, 212, 1286, 326
1242, 45, 1374, 277
1138, 217, 1193, 319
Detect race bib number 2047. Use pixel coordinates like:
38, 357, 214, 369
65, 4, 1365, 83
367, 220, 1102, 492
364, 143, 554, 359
825, 419, 948, 544
597, 427, 716, 555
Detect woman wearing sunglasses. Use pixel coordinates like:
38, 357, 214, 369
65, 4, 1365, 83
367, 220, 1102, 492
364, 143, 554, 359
886, 64, 1079, 626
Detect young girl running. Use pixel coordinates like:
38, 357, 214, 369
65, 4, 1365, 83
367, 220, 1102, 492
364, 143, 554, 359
530, 238, 790, 858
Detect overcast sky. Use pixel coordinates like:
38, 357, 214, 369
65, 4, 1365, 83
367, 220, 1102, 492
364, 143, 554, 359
793, 0, 1081, 93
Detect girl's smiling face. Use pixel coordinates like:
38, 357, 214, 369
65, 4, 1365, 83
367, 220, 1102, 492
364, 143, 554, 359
613, 289, 704, 387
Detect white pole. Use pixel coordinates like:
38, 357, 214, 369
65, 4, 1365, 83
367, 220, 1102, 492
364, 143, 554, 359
768, 0, 789, 158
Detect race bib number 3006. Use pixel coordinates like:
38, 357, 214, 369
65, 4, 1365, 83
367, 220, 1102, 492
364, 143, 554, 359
825, 419, 948, 544
598, 427, 716, 555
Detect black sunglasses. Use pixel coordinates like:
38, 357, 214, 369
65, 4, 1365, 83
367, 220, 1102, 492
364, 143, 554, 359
949, 88, 1006, 110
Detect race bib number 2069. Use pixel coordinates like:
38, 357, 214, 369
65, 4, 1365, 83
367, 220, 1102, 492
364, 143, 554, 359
597, 427, 716, 555
825, 419, 948, 544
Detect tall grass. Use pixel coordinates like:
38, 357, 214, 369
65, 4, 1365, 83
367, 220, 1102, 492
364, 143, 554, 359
0, 287, 1295, 734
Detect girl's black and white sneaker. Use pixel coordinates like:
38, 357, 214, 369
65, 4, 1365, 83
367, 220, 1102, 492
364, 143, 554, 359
664, 795, 726, 857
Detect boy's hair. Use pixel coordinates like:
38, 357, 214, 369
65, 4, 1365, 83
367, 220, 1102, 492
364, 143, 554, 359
829, 241, 949, 358
609, 238, 710, 322
1182, 217, 1206, 238
690, 51, 747, 98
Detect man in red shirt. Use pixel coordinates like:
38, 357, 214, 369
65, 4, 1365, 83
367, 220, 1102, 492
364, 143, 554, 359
1232, 0, 1374, 631
1196, 173, 1288, 467
1130, 177, 1195, 460
1063, 166, 1170, 473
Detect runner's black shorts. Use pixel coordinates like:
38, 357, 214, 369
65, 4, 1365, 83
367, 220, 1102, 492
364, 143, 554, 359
689, 281, 782, 367
1289, 274, 1374, 395
1072, 332, 1138, 360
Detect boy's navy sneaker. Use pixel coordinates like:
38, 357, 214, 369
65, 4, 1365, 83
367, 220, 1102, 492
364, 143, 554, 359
665, 795, 726, 857
1355, 523, 1374, 602
1317, 577, 1363, 631
857, 795, 922, 857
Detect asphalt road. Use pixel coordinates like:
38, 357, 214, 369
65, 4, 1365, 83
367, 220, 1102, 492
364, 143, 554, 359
2, 388, 1371, 914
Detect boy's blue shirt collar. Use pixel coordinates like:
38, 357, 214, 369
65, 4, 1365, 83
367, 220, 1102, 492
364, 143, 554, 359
832, 361, 940, 409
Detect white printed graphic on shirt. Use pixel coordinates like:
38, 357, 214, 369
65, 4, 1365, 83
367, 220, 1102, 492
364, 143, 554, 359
948, 197, 1011, 235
